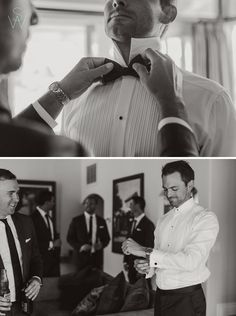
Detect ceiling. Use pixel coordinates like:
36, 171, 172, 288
33, 0, 236, 20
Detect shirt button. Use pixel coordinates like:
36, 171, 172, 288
119, 116, 123, 120
154, 262, 157, 266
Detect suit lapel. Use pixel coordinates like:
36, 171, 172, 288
36, 210, 51, 239
0, 254, 4, 269
82, 214, 89, 239
136, 215, 145, 230
11, 214, 27, 282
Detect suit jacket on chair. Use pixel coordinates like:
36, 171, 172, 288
11, 213, 43, 283
67, 213, 110, 270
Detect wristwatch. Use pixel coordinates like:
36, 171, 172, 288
48, 82, 71, 106
145, 247, 153, 263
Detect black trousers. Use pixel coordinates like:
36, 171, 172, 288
43, 248, 60, 277
154, 284, 206, 316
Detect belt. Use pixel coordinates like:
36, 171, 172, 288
156, 284, 202, 295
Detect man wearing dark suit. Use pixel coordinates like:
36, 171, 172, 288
67, 195, 110, 271
31, 190, 61, 277
0, 169, 43, 316
124, 196, 155, 284
0, 0, 114, 157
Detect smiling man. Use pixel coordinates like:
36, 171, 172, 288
56, 0, 236, 157
0, 169, 43, 316
122, 160, 219, 316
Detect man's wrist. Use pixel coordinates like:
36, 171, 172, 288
48, 82, 71, 106
31, 276, 43, 286
144, 247, 153, 262
158, 97, 188, 121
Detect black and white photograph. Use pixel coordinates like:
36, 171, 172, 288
0, 159, 235, 316
0, 0, 236, 157
1, 0, 236, 316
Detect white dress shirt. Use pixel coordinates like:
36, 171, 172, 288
36, 207, 54, 249
84, 212, 97, 253
0, 216, 23, 302
36, 36, 236, 156
146, 198, 219, 290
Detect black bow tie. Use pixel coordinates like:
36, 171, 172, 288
101, 54, 151, 84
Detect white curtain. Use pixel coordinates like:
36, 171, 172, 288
192, 21, 233, 98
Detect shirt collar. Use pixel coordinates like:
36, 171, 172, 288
0, 215, 12, 223
84, 211, 95, 219
37, 206, 47, 217
134, 213, 145, 225
111, 36, 161, 66
173, 198, 195, 214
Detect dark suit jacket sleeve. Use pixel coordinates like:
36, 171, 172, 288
14, 105, 53, 132
14, 214, 43, 281
28, 218, 44, 279
157, 123, 199, 157
99, 218, 110, 249
66, 218, 84, 250
143, 220, 155, 248
31, 211, 50, 255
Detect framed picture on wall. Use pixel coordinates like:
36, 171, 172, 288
16, 180, 56, 225
112, 173, 144, 254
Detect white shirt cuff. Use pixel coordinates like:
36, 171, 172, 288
158, 117, 194, 134
145, 267, 155, 279
150, 249, 166, 269
32, 101, 57, 129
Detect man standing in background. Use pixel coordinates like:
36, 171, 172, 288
0, 169, 42, 316
32, 190, 61, 277
67, 195, 110, 271
123, 196, 155, 284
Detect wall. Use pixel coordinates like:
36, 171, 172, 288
0, 159, 82, 256
80, 159, 211, 276
206, 160, 236, 316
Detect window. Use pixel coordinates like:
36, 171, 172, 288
161, 36, 193, 72
11, 10, 107, 133
232, 24, 236, 102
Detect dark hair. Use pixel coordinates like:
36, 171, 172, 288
37, 190, 54, 206
160, 0, 174, 8
162, 160, 194, 185
131, 196, 146, 211
83, 194, 98, 205
0, 169, 16, 180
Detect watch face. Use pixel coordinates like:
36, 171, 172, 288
50, 82, 58, 92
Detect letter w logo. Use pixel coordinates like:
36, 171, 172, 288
8, 7, 26, 29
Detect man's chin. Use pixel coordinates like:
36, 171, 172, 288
2, 58, 22, 74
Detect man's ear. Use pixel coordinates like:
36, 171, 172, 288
159, 4, 177, 24
187, 180, 194, 194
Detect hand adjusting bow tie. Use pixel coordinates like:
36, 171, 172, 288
101, 54, 151, 84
